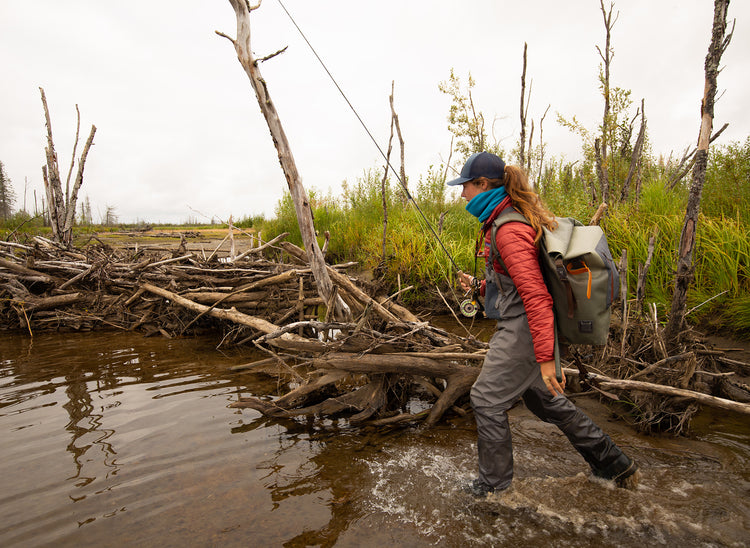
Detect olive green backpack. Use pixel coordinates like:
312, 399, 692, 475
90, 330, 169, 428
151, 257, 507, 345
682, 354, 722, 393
490, 211, 620, 346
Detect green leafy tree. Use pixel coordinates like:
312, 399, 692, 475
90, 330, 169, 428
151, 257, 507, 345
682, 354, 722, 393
558, 80, 646, 205
439, 70, 508, 157
438, 69, 486, 159
0, 160, 16, 220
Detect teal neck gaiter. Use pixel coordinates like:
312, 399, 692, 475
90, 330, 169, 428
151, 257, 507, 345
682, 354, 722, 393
465, 186, 508, 223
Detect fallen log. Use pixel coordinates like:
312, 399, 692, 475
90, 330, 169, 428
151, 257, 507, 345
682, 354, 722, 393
0, 257, 59, 285
139, 282, 324, 353
564, 367, 750, 416
231, 376, 387, 421
23, 292, 83, 311
315, 352, 476, 378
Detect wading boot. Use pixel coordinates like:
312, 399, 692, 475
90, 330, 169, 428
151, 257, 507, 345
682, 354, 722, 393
463, 478, 496, 498
593, 453, 639, 488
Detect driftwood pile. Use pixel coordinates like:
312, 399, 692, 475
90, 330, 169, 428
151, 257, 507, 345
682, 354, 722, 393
1, 233, 749, 432
581, 306, 750, 434
0, 233, 487, 426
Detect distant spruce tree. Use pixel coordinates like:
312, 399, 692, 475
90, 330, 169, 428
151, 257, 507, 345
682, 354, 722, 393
0, 160, 16, 220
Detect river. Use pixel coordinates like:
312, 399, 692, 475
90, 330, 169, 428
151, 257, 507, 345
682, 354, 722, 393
1, 330, 748, 547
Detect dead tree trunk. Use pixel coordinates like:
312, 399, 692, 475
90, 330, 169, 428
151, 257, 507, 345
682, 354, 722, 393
621, 99, 646, 202
381, 83, 397, 269
518, 42, 530, 167
535, 104, 551, 191
594, 137, 607, 204
664, 122, 729, 191
389, 83, 408, 206
219, 0, 349, 320
39, 88, 97, 247
596, 0, 617, 204
665, 0, 733, 343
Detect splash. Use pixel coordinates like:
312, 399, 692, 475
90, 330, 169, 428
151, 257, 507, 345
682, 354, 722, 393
359, 441, 744, 546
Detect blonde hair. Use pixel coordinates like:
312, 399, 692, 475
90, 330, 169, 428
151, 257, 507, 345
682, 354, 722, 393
475, 165, 557, 244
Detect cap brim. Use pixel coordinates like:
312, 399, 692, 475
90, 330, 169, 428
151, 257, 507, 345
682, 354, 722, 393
446, 176, 471, 186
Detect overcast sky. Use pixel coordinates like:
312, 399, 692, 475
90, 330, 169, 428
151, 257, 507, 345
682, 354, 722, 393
1, 1, 748, 224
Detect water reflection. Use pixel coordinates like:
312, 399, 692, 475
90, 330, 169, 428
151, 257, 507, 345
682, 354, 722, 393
0, 331, 749, 547
0, 332, 260, 546
63, 365, 118, 497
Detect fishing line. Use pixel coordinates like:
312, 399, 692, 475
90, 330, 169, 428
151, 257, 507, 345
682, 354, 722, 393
276, 0, 462, 274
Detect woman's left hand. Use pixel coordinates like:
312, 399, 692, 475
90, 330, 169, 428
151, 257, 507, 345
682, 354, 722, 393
540, 360, 565, 397
457, 270, 475, 293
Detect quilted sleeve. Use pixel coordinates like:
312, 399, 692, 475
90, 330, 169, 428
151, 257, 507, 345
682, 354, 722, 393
494, 222, 555, 363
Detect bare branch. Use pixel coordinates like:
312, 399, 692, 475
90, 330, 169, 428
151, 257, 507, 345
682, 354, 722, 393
215, 30, 236, 44
64, 104, 80, 206
257, 45, 288, 64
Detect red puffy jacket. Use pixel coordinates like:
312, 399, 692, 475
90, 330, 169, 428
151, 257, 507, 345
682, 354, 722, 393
478, 197, 555, 363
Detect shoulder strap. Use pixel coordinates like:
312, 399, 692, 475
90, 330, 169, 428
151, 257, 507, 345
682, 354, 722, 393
489, 209, 531, 274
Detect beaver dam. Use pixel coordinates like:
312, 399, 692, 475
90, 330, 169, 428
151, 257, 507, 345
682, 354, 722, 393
1, 230, 749, 434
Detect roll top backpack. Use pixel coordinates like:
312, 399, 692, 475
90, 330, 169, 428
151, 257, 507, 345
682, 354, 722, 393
489, 210, 620, 346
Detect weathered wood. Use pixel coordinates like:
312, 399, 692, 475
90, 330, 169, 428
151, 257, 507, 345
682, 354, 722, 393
565, 366, 750, 416
518, 42, 530, 168
230, 377, 386, 419
666, 0, 733, 343
0, 258, 58, 284
62, 123, 96, 244
231, 370, 348, 410
220, 0, 348, 320
18, 292, 82, 311
381, 84, 395, 266
178, 268, 303, 332
39, 87, 96, 247
230, 231, 289, 262
665, 122, 729, 191
621, 99, 646, 202
636, 224, 658, 310
326, 267, 402, 324
589, 202, 608, 226
628, 352, 695, 381
314, 352, 478, 378
425, 368, 478, 427
140, 282, 324, 352
595, 0, 616, 203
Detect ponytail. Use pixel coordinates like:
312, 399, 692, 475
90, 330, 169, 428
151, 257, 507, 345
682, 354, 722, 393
503, 165, 557, 244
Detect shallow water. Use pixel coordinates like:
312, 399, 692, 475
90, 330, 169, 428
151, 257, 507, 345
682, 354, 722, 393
1, 330, 748, 547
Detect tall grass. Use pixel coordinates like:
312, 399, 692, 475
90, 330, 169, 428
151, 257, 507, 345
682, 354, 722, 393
258, 147, 750, 335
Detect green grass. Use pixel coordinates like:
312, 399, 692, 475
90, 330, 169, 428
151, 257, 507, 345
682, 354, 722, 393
255, 154, 750, 336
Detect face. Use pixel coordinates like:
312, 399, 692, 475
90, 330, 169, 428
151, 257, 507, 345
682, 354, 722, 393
460, 179, 486, 202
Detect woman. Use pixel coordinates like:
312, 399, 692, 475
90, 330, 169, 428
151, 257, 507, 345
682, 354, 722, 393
449, 151, 637, 497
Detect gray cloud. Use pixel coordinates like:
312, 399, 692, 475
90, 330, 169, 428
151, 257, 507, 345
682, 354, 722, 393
1, 0, 747, 223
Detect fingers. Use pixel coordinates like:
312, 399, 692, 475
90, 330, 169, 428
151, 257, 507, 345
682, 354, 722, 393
457, 271, 474, 292
542, 375, 564, 397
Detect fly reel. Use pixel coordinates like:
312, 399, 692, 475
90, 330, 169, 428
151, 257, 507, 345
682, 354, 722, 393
460, 298, 480, 317
459, 276, 482, 318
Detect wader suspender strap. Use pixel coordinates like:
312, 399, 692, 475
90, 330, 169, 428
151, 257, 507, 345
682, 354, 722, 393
489, 211, 563, 383
484, 226, 506, 298
491, 214, 577, 319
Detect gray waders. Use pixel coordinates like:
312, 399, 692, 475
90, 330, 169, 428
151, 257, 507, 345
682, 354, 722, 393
472, 262, 631, 491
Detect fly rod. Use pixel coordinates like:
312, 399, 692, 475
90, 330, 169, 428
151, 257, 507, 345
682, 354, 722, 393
276, 0, 463, 274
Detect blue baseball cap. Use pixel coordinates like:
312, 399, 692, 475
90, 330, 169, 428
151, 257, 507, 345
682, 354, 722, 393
446, 152, 506, 186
